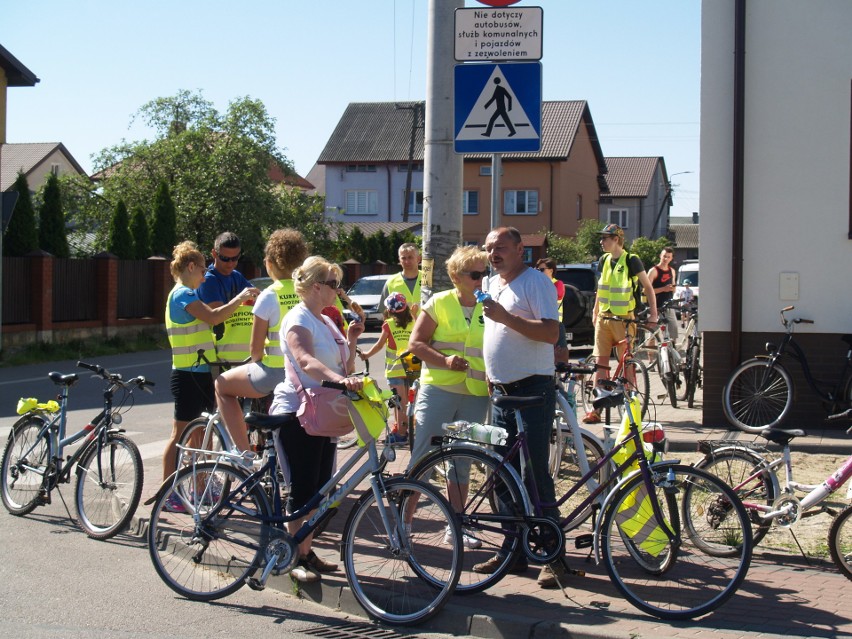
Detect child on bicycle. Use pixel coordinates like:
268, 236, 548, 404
359, 292, 413, 444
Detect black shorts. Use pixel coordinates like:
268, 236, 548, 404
170, 369, 215, 422
277, 418, 336, 511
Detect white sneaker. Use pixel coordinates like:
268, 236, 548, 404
443, 524, 482, 549
291, 559, 320, 583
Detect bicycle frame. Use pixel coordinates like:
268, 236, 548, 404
452, 387, 678, 563
766, 330, 852, 405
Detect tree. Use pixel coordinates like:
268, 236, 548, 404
38, 173, 69, 258
150, 180, 176, 257
130, 204, 151, 259
628, 235, 671, 270
347, 226, 368, 263
3, 172, 38, 256
90, 90, 295, 264
107, 199, 134, 258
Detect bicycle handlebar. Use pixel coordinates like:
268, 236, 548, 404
77, 361, 155, 392
321, 380, 347, 391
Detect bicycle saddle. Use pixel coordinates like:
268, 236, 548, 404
492, 395, 544, 410
592, 387, 624, 410
244, 412, 299, 432
48, 371, 79, 386
760, 427, 805, 446
556, 362, 596, 376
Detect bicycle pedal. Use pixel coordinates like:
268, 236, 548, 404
574, 534, 593, 549
246, 578, 265, 591
37, 491, 51, 505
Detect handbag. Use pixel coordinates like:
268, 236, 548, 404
286, 315, 354, 438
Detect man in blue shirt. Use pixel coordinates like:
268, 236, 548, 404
198, 231, 253, 347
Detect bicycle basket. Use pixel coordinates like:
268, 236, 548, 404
348, 377, 393, 447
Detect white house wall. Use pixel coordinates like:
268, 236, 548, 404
701, 0, 852, 335
324, 164, 425, 222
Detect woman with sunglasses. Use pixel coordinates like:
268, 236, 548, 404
268, 255, 364, 583
405, 245, 490, 549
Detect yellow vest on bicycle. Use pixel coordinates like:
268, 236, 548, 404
420, 290, 487, 396
385, 320, 413, 380
597, 252, 638, 316
165, 285, 215, 369
263, 279, 300, 369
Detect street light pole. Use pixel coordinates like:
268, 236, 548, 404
651, 170, 692, 238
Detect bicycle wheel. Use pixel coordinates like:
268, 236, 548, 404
600, 464, 752, 620
663, 348, 678, 408
722, 358, 793, 433
686, 341, 701, 408
407, 445, 527, 594
148, 462, 269, 601
828, 502, 852, 581
620, 358, 650, 419
75, 433, 143, 540
633, 326, 657, 372
1, 415, 51, 516
176, 415, 228, 470
577, 354, 598, 415
552, 423, 606, 529
342, 477, 462, 626
693, 447, 774, 548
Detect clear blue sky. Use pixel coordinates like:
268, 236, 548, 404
3, 0, 700, 219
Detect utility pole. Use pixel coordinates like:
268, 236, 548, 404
397, 102, 422, 223
421, 0, 464, 299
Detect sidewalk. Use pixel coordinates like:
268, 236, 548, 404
277, 377, 850, 639
138, 376, 852, 639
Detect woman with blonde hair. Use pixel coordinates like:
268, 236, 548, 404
214, 229, 308, 455
162, 241, 258, 512
405, 245, 490, 548
269, 255, 364, 583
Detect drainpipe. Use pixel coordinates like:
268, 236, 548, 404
731, 0, 747, 366
549, 162, 554, 232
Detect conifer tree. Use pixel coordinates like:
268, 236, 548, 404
3, 172, 38, 256
130, 204, 151, 259
38, 173, 69, 258
150, 180, 176, 257
107, 199, 134, 258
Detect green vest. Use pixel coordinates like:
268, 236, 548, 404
597, 252, 637, 316
263, 279, 300, 369
385, 320, 413, 379
386, 271, 421, 310
165, 285, 215, 369
215, 297, 254, 362
420, 290, 487, 396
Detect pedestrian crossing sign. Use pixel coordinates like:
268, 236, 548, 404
454, 62, 542, 153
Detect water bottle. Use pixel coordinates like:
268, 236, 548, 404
443, 420, 508, 445
474, 289, 491, 303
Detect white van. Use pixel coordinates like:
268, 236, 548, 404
675, 260, 699, 306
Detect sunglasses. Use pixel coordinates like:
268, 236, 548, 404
319, 280, 341, 289
463, 270, 488, 280
537, 267, 549, 272
217, 253, 241, 263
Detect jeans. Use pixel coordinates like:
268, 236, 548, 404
491, 374, 558, 521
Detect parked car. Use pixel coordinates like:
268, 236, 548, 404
675, 260, 699, 307
249, 276, 274, 291
554, 263, 598, 347
345, 274, 394, 328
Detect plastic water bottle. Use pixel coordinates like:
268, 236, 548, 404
474, 289, 491, 303
443, 420, 508, 445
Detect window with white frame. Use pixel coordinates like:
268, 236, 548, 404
403, 190, 424, 215
607, 208, 629, 228
345, 164, 377, 172
345, 190, 379, 215
463, 190, 479, 215
504, 190, 538, 215
479, 165, 492, 176
397, 163, 423, 172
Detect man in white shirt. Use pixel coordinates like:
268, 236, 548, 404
475, 227, 565, 589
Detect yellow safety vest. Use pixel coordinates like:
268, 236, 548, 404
215, 297, 254, 362
263, 279, 300, 369
597, 252, 637, 316
165, 285, 215, 369
386, 271, 421, 312
385, 320, 413, 379
420, 290, 487, 396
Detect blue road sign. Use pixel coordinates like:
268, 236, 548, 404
454, 62, 542, 153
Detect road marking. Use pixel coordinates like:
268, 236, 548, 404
0, 359, 171, 387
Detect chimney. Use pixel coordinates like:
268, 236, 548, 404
692, 211, 699, 224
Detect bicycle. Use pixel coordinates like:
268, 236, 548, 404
550, 362, 668, 528
407, 376, 753, 620
678, 303, 702, 408
693, 409, 852, 578
723, 305, 852, 433
147, 376, 463, 626
632, 300, 685, 408
1, 361, 153, 540
577, 315, 651, 419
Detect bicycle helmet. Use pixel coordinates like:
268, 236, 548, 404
384, 292, 408, 313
